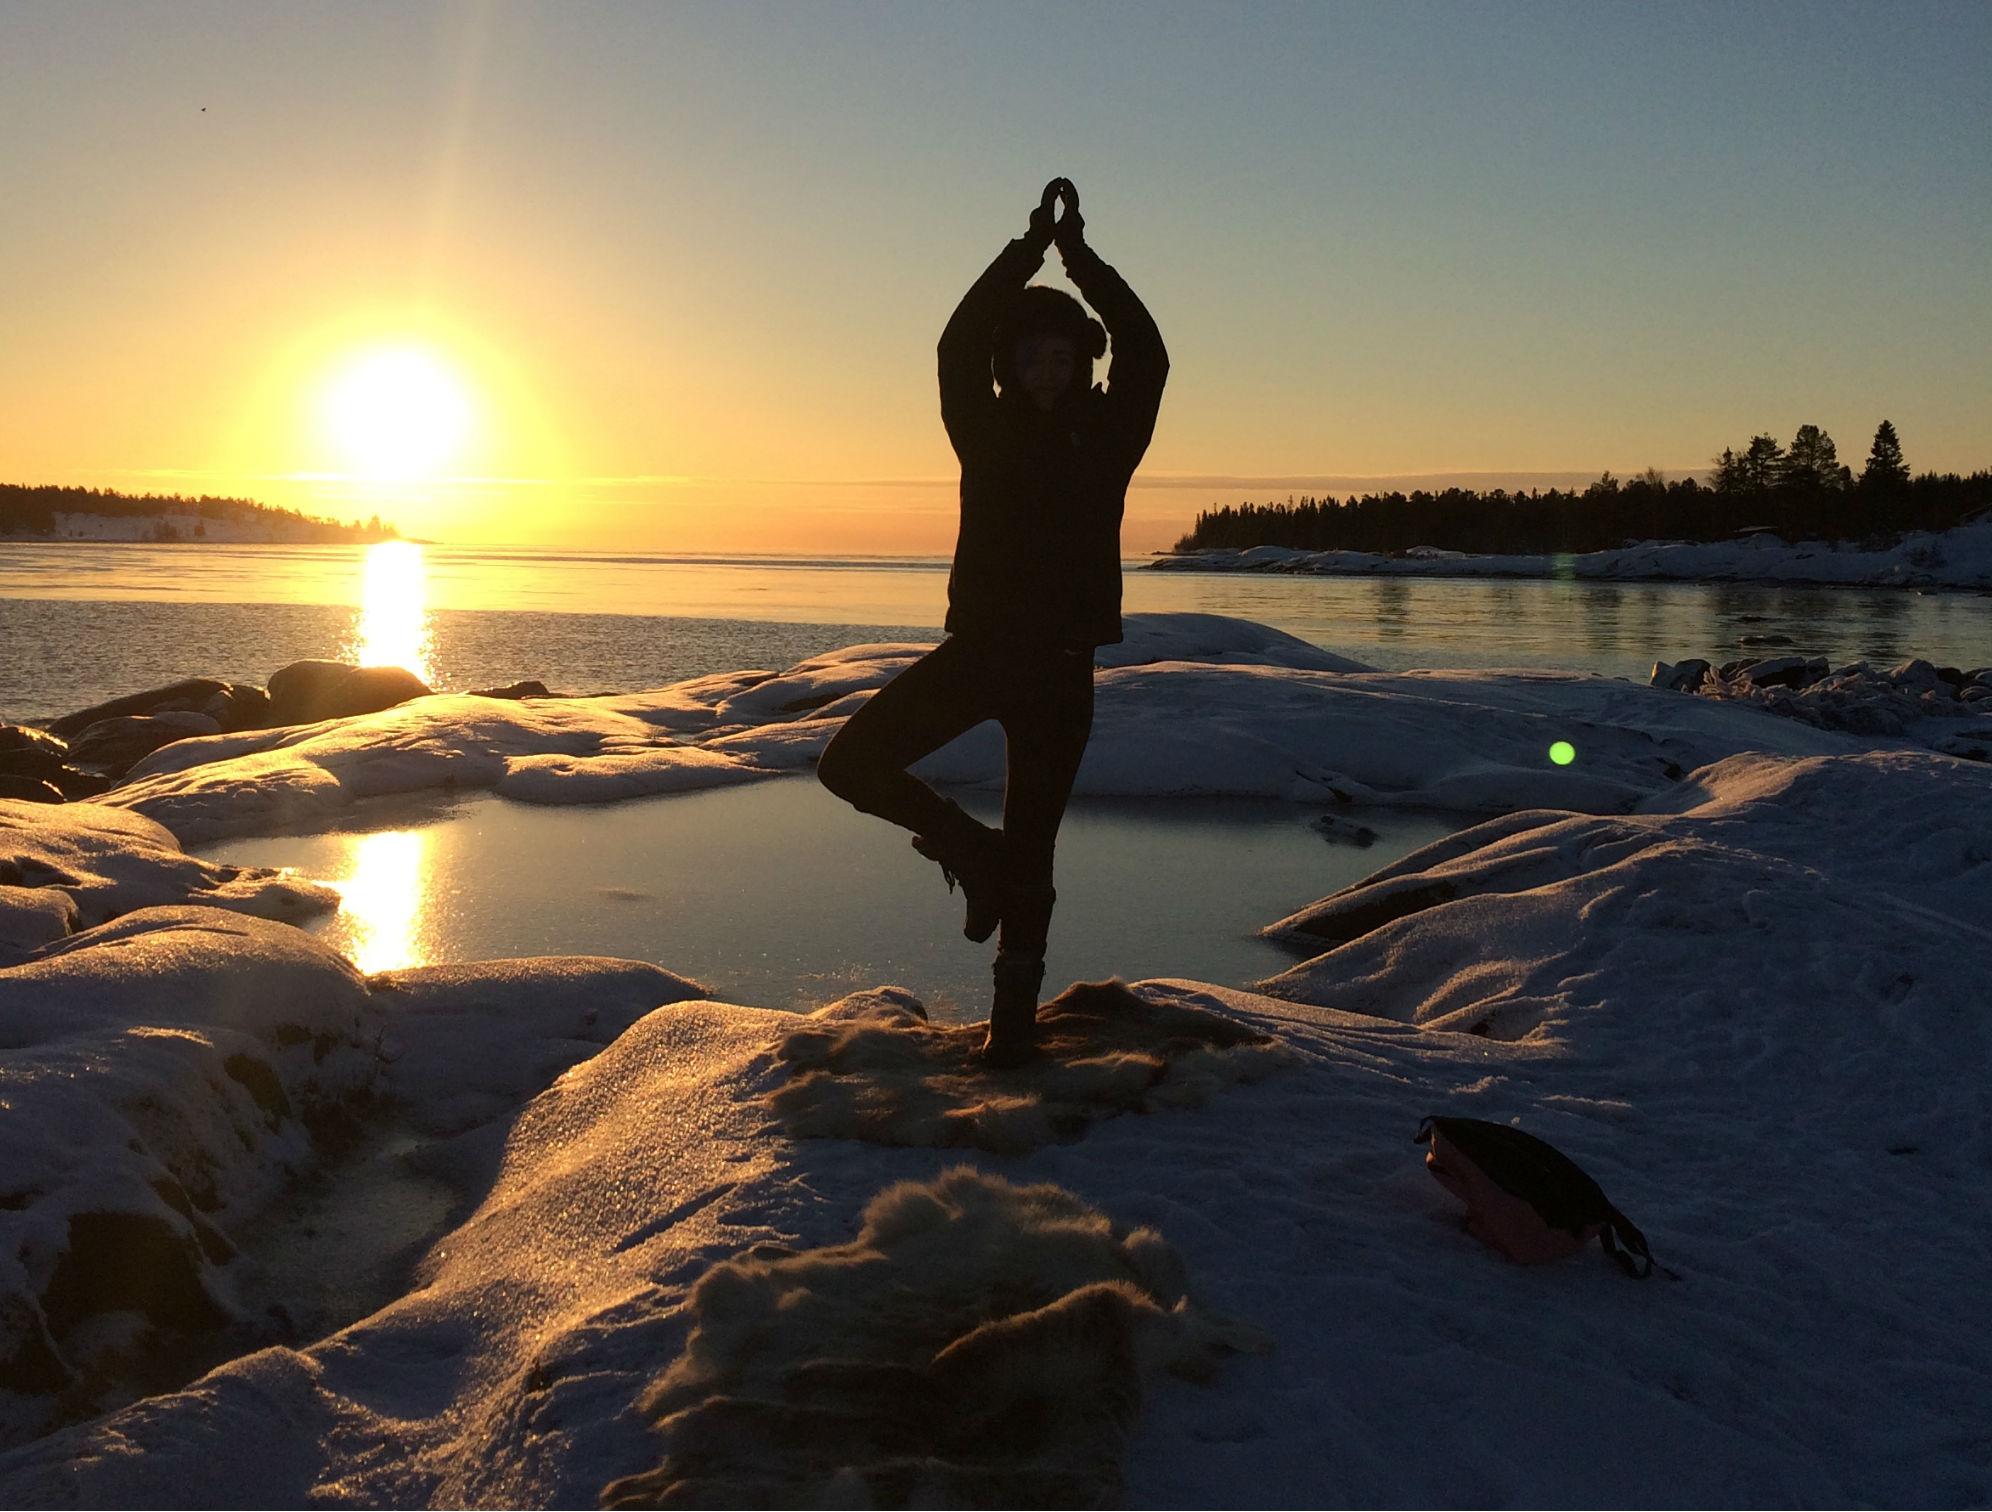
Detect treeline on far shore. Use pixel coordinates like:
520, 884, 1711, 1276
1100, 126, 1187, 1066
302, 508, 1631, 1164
0, 483, 399, 543
1173, 421, 1990, 556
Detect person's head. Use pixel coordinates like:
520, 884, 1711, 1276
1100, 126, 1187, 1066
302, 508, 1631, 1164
993, 286, 1107, 412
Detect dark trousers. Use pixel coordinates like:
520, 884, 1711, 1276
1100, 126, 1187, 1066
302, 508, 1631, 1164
816, 634, 1095, 957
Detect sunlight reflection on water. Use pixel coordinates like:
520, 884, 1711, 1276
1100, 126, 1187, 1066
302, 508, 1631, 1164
327, 828, 432, 973
344, 541, 436, 684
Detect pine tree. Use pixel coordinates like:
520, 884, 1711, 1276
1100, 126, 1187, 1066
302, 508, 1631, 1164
1740, 434, 1784, 491
1709, 447, 1742, 492
1861, 419, 1908, 490
1782, 424, 1841, 489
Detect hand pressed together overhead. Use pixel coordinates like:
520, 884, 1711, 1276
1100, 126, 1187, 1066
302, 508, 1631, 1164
1025, 177, 1085, 257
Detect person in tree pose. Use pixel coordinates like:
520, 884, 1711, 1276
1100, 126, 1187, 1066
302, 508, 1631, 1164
818, 177, 1168, 1065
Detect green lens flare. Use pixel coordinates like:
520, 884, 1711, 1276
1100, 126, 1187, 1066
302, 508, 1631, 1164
1549, 741, 1576, 766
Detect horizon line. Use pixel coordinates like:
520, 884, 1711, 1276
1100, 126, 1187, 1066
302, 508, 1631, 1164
72, 465, 1714, 493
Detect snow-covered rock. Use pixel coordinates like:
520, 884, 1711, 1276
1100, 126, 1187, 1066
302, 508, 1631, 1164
107, 694, 780, 843
0, 908, 377, 1428
0, 800, 335, 962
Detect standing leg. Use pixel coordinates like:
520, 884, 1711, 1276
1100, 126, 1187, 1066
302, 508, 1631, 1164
984, 645, 1095, 1063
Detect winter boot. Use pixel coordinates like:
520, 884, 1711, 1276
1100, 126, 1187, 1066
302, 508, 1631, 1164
981, 950, 1045, 1068
910, 798, 1007, 943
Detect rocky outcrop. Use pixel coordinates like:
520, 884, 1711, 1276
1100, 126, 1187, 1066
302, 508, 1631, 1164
265, 661, 431, 726
46, 678, 264, 739
19, 661, 436, 800
0, 726, 112, 801
15, 661, 440, 800
1651, 653, 1992, 749
0, 726, 72, 786
65, 712, 223, 777
469, 679, 550, 700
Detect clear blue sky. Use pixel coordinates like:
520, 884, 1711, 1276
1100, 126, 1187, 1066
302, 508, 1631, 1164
3, 0, 1987, 548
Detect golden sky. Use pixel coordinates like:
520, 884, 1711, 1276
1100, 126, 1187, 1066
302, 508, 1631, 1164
3, 2, 1987, 553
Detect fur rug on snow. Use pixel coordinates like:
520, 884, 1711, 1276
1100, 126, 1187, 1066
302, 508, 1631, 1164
764, 979, 1294, 1155
600, 1167, 1267, 1509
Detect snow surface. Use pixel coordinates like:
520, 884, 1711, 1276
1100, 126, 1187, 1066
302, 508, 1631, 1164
1152, 517, 1992, 589
3, 612, 1990, 1506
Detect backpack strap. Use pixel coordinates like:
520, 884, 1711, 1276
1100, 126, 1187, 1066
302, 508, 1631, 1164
1601, 1205, 1679, 1280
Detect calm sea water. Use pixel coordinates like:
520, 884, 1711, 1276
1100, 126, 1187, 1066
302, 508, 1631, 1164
4, 540, 1989, 722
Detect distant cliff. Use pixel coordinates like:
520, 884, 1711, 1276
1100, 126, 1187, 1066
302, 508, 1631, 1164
0, 483, 399, 544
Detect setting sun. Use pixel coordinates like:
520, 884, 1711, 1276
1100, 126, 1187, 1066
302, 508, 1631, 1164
322, 346, 474, 482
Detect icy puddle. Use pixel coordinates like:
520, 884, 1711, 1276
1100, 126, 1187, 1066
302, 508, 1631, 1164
200, 777, 1457, 1021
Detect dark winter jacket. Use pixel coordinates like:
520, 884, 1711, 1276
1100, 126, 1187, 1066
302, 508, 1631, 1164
938, 237, 1167, 649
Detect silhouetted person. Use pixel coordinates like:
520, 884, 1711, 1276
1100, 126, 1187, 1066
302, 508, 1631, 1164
818, 178, 1168, 1065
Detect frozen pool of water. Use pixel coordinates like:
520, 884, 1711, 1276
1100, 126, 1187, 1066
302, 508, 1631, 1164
203, 778, 1457, 1021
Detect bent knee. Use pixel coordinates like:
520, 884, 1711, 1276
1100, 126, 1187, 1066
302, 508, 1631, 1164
815, 731, 866, 800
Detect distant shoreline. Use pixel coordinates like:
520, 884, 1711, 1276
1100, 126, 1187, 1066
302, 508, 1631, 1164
1144, 521, 1992, 593
0, 533, 426, 547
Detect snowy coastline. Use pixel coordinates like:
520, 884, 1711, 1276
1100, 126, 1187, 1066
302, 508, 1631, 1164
0, 511, 393, 546
3, 613, 1990, 1506
1148, 517, 1992, 591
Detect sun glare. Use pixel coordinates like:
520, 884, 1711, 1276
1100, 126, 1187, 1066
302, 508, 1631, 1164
323, 346, 474, 481
351, 540, 435, 684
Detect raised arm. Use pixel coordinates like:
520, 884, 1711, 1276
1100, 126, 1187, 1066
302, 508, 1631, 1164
936, 235, 1044, 459
1052, 190, 1168, 463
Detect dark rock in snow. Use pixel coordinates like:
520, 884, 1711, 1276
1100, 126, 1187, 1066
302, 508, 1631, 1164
470, 680, 550, 700
0, 729, 71, 785
1310, 814, 1379, 847
1735, 655, 1815, 690
1888, 659, 1943, 690
1933, 730, 1990, 762
48, 766, 113, 799
266, 660, 431, 725
46, 678, 234, 739
0, 727, 115, 799
0, 724, 69, 759
202, 683, 271, 732
67, 712, 222, 773
0, 775, 65, 803
39, 1209, 229, 1339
